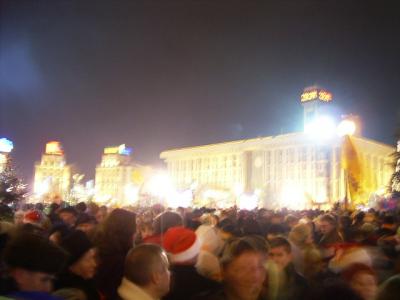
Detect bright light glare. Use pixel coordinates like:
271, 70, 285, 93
238, 193, 258, 210
0, 153, 7, 168
233, 184, 244, 196
167, 190, 192, 208
146, 172, 174, 199
0, 138, 13, 153
35, 181, 49, 196
305, 116, 336, 139
280, 183, 307, 210
124, 184, 139, 204
337, 119, 356, 136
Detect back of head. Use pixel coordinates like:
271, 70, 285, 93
4, 232, 67, 274
153, 211, 183, 235
96, 209, 136, 254
320, 214, 337, 227
289, 223, 311, 246
60, 230, 94, 266
124, 244, 167, 286
220, 235, 269, 269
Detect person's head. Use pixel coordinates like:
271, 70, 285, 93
58, 207, 78, 227
162, 226, 200, 265
288, 223, 313, 247
95, 205, 108, 223
342, 263, 377, 300
4, 232, 67, 292
60, 230, 97, 279
153, 211, 183, 235
319, 214, 337, 235
97, 208, 136, 254
217, 218, 238, 241
75, 213, 97, 234
123, 244, 170, 298
220, 236, 269, 300
268, 237, 292, 270
49, 223, 71, 245
75, 202, 87, 213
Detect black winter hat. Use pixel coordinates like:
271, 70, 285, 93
60, 230, 93, 266
4, 232, 67, 274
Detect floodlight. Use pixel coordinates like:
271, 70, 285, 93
337, 119, 356, 136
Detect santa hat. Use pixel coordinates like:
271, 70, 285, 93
163, 226, 200, 263
23, 210, 42, 226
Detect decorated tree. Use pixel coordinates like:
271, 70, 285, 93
0, 156, 27, 208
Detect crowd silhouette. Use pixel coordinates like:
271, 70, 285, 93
0, 201, 400, 300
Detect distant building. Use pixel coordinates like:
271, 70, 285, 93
160, 87, 394, 209
0, 138, 14, 172
33, 141, 71, 199
95, 144, 151, 206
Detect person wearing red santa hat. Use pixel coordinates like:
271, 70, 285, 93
162, 226, 219, 300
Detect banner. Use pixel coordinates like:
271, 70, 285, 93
341, 136, 367, 207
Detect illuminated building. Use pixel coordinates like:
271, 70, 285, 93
95, 144, 150, 206
0, 138, 14, 172
160, 87, 394, 209
33, 141, 71, 199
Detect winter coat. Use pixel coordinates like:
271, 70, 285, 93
54, 271, 101, 300
163, 264, 220, 300
117, 278, 156, 300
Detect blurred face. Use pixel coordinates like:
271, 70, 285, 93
319, 221, 334, 235
13, 269, 54, 292
59, 212, 77, 227
223, 251, 267, 300
76, 223, 96, 234
350, 272, 377, 300
96, 210, 107, 223
70, 248, 97, 279
268, 246, 292, 270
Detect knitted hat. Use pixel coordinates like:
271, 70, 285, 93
4, 232, 67, 274
163, 226, 200, 263
60, 230, 93, 266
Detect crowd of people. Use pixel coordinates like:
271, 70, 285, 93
0, 201, 400, 300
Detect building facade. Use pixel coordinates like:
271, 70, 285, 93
160, 134, 393, 208
160, 87, 394, 209
95, 144, 133, 205
33, 141, 71, 199
94, 144, 153, 206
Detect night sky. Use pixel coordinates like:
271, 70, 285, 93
1, 0, 399, 183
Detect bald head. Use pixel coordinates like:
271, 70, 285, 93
124, 244, 170, 287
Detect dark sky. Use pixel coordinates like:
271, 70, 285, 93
1, 0, 400, 183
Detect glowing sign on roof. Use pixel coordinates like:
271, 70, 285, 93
0, 138, 14, 153
104, 144, 132, 155
301, 88, 332, 103
45, 141, 63, 155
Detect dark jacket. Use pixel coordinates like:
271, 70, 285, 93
95, 252, 126, 300
55, 271, 101, 300
164, 264, 220, 300
276, 264, 309, 300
